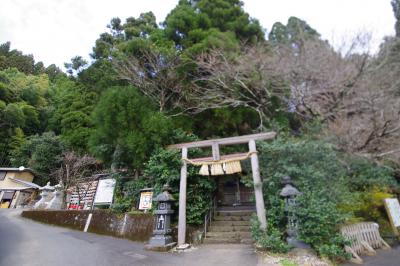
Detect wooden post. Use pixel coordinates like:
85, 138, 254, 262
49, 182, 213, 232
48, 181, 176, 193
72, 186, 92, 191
212, 142, 220, 161
178, 147, 188, 246
249, 140, 267, 230
10, 191, 20, 208
383, 199, 400, 237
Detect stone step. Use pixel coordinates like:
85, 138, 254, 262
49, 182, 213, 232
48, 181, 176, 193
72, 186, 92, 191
213, 215, 252, 221
208, 225, 250, 232
203, 237, 254, 244
212, 220, 250, 226
206, 231, 252, 239
203, 238, 241, 244
215, 210, 255, 216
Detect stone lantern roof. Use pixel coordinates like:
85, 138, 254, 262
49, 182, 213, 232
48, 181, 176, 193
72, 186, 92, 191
280, 184, 301, 197
154, 185, 175, 202
40, 182, 55, 191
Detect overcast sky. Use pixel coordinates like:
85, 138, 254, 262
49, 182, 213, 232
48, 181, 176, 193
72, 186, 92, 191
0, 0, 396, 69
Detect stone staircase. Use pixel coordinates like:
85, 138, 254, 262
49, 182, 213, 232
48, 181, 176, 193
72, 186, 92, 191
203, 208, 254, 244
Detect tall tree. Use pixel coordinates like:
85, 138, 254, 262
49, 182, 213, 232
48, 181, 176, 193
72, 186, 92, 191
392, 0, 400, 37
89, 86, 174, 172
10, 132, 65, 185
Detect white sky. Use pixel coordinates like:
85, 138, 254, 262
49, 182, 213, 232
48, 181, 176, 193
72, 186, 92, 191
0, 0, 396, 69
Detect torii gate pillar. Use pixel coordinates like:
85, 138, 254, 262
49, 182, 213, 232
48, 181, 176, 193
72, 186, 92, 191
177, 147, 188, 247
249, 139, 267, 229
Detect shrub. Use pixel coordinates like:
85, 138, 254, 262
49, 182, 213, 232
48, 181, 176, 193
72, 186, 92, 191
255, 136, 397, 260
294, 192, 350, 260
144, 148, 216, 225
251, 215, 290, 253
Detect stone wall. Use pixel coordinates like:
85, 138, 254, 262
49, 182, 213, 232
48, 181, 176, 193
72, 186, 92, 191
21, 210, 154, 242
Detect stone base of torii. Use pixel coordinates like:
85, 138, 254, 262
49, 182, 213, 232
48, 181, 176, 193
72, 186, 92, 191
167, 132, 276, 248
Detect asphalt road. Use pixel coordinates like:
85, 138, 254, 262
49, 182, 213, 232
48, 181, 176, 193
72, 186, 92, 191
341, 245, 400, 266
0, 209, 259, 266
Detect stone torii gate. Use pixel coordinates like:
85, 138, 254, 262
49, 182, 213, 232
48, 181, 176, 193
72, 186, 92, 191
168, 132, 276, 247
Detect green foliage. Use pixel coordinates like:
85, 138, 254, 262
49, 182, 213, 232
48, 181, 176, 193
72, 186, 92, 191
294, 191, 349, 260
280, 260, 298, 266
143, 147, 216, 225
0, 68, 50, 165
251, 215, 290, 253
112, 174, 153, 213
48, 76, 96, 152
256, 136, 397, 260
392, 0, 400, 37
269, 16, 320, 45
89, 86, 174, 170
64, 56, 88, 76
111, 141, 215, 225
0, 42, 37, 74
164, 0, 264, 50
10, 132, 65, 185
316, 236, 351, 261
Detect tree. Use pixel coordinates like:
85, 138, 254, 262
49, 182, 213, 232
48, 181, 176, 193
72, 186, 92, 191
64, 56, 88, 76
164, 0, 264, 50
392, 0, 400, 37
0, 42, 35, 74
52, 151, 102, 206
113, 48, 185, 112
47, 76, 96, 152
186, 45, 288, 130
10, 132, 65, 185
89, 86, 174, 172
0, 68, 50, 165
269, 17, 320, 45
328, 37, 400, 162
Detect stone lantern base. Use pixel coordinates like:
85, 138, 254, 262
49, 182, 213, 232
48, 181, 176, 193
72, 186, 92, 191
287, 237, 311, 249
145, 235, 176, 252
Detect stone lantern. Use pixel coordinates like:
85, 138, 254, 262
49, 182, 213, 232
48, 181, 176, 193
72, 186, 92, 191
280, 176, 309, 249
47, 181, 64, 210
34, 182, 55, 209
146, 184, 176, 251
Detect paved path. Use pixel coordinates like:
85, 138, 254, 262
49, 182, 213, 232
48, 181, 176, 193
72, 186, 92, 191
0, 209, 260, 266
341, 245, 400, 266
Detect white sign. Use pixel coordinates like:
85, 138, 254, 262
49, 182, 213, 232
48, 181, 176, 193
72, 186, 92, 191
384, 198, 400, 227
94, 179, 116, 205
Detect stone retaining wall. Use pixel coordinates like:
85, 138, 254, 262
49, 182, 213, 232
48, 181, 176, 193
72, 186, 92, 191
21, 210, 154, 242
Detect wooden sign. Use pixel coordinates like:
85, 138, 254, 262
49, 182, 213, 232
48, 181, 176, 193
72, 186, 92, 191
139, 191, 153, 210
384, 198, 400, 236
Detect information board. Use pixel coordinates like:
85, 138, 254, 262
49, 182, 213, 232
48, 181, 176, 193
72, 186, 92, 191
93, 178, 116, 205
384, 198, 400, 227
139, 191, 153, 210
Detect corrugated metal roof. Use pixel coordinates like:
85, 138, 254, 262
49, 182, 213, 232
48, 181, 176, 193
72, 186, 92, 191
8, 177, 40, 189
0, 167, 36, 175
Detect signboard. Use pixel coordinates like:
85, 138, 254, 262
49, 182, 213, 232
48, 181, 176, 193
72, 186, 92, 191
384, 198, 400, 235
93, 178, 116, 205
139, 191, 153, 210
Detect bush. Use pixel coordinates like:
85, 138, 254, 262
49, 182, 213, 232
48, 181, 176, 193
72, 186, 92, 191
255, 136, 398, 260
112, 173, 152, 213
251, 215, 290, 253
144, 148, 216, 225
112, 146, 216, 225
294, 192, 350, 260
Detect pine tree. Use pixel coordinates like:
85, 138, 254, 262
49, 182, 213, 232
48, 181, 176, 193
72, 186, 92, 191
392, 0, 400, 37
